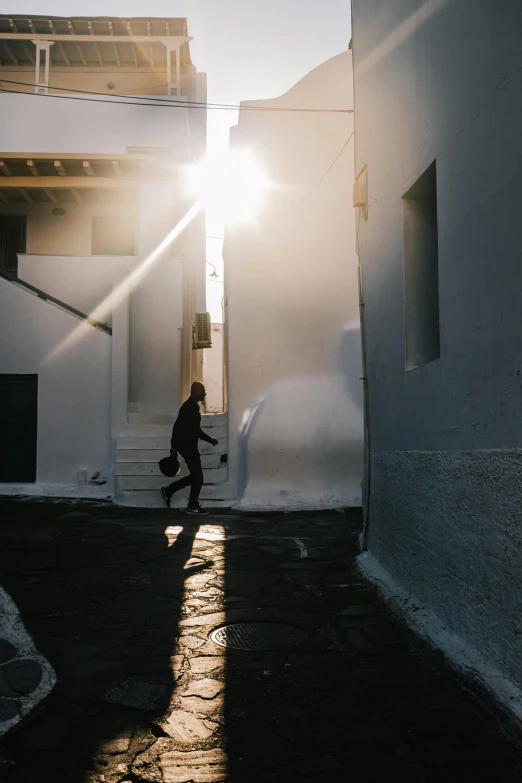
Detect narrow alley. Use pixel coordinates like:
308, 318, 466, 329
0, 497, 520, 782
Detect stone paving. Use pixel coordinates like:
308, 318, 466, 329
0, 496, 522, 782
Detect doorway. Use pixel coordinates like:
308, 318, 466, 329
0, 374, 38, 482
0, 214, 27, 275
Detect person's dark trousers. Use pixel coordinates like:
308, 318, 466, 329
165, 447, 203, 507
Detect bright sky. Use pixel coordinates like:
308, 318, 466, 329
0, 0, 351, 318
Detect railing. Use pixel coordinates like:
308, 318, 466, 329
0, 268, 112, 335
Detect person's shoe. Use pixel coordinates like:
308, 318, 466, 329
160, 487, 171, 508
187, 504, 209, 515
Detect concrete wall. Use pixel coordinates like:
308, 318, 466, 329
0, 91, 190, 157
203, 323, 224, 413
225, 52, 363, 509
352, 0, 522, 705
0, 200, 137, 257
0, 276, 111, 487
0, 66, 194, 99
18, 254, 137, 327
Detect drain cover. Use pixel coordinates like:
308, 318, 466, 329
210, 622, 307, 651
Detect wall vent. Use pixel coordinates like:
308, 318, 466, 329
193, 312, 212, 349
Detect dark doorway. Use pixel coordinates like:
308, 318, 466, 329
0, 374, 38, 482
0, 214, 27, 275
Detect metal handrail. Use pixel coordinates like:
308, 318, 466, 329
0, 268, 112, 335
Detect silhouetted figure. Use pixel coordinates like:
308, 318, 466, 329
161, 381, 219, 515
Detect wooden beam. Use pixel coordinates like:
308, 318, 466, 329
27, 160, 39, 176
2, 40, 19, 66
44, 188, 60, 205
68, 21, 87, 66
71, 189, 83, 205
49, 20, 70, 66
0, 176, 134, 189
111, 161, 122, 178
0, 32, 190, 44
9, 18, 35, 64
88, 22, 104, 67
108, 21, 121, 67
147, 22, 155, 68
0, 162, 13, 176
126, 22, 139, 67
19, 189, 34, 204
126, 21, 151, 66
54, 160, 67, 176
83, 161, 94, 177
0, 152, 175, 162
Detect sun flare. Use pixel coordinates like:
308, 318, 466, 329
188, 151, 269, 224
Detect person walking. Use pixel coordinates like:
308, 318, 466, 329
160, 381, 219, 515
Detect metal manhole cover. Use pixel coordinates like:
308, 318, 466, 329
210, 622, 307, 651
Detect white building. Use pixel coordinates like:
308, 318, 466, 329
0, 15, 227, 505
352, 0, 522, 721
224, 52, 364, 510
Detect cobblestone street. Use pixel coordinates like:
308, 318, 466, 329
0, 497, 521, 782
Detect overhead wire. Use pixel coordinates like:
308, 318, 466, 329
0, 78, 354, 113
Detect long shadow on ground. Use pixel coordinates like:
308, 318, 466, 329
0, 498, 203, 782
219, 511, 522, 783
0, 500, 522, 783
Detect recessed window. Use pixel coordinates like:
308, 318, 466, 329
92, 216, 135, 256
402, 161, 440, 370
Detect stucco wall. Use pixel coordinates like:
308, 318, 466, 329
0, 200, 137, 258
0, 67, 194, 100
0, 92, 190, 157
225, 52, 363, 509
18, 254, 137, 327
352, 0, 522, 698
0, 276, 111, 486
203, 323, 224, 413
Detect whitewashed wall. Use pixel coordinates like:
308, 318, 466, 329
18, 254, 137, 326
225, 52, 363, 510
0, 200, 136, 258
203, 323, 224, 413
0, 92, 190, 157
0, 276, 111, 489
352, 0, 522, 716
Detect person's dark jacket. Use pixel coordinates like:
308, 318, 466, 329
170, 397, 214, 451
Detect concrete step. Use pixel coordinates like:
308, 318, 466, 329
115, 427, 228, 450
115, 453, 222, 470
116, 490, 236, 509
201, 412, 228, 428
115, 481, 236, 508
116, 465, 228, 490
127, 411, 228, 427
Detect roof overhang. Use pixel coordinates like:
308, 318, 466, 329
0, 16, 192, 70
0, 152, 176, 205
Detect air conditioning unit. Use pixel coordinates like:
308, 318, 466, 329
193, 312, 212, 349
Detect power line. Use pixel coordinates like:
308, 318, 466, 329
0, 79, 354, 114
295, 131, 354, 206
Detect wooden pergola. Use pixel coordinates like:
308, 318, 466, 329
0, 152, 175, 205
0, 15, 192, 96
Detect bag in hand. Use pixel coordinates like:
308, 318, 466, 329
159, 454, 181, 478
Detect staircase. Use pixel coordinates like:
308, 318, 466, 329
114, 412, 236, 508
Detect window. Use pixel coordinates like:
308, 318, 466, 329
0, 214, 27, 275
402, 161, 440, 370
92, 216, 135, 256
